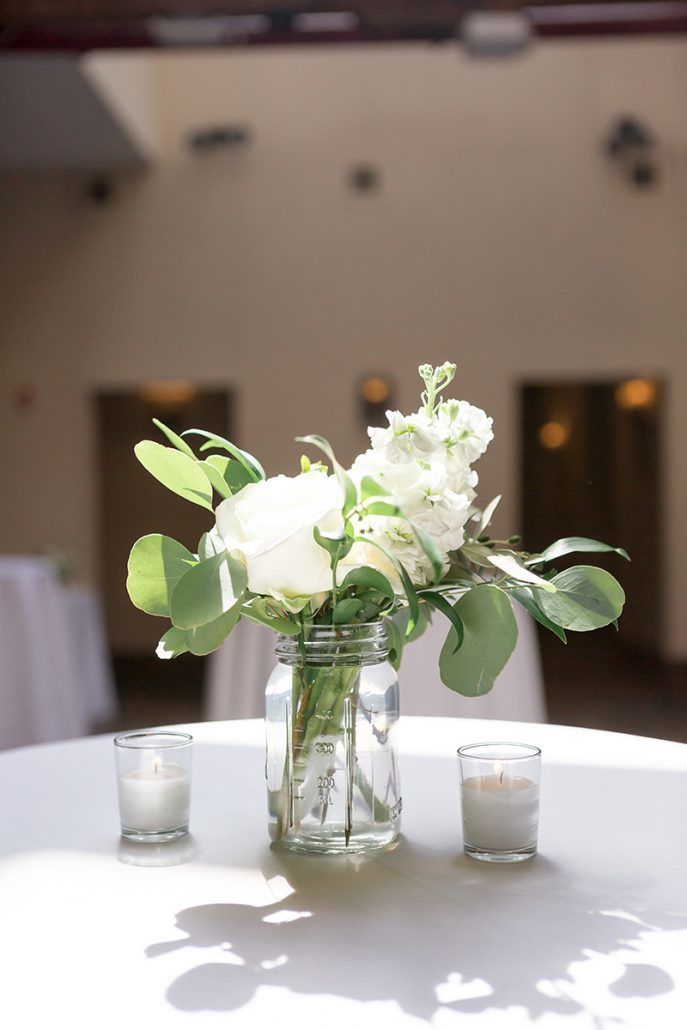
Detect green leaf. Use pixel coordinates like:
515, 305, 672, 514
296, 434, 357, 514
156, 626, 189, 659
127, 534, 196, 617
354, 535, 419, 635
511, 587, 567, 643
360, 476, 391, 501
528, 537, 630, 566
411, 523, 444, 583
333, 598, 364, 624
134, 441, 214, 511
205, 454, 255, 494
339, 566, 396, 607
313, 526, 354, 564
421, 591, 464, 653
362, 500, 403, 517
473, 495, 501, 539
439, 585, 518, 696
198, 528, 225, 560
459, 542, 496, 569
241, 598, 300, 635
170, 552, 247, 630
536, 566, 625, 631
393, 597, 433, 643
488, 553, 557, 592
384, 614, 405, 672
199, 459, 231, 500
186, 604, 242, 656
152, 418, 196, 458
182, 429, 265, 482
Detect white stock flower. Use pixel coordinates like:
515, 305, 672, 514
349, 398, 493, 587
436, 399, 494, 464
215, 471, 343, 600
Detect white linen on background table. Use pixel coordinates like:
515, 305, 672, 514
0, 558, 117, 748
0, 557, 87, 748
63, 584, 118, 725
1, 716, 685, 1029
205, 603, 547, 722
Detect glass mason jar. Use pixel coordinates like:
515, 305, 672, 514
265, 622, 401, 855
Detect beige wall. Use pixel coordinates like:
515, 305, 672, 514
1, 40, 686, 656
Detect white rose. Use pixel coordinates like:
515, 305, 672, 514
215, 471, 344, 600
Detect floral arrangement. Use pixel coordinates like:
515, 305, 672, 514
127, 362, 627, 698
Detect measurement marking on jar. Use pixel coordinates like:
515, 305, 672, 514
391, 798, 403, 820
315, 742, 335, 755
317, 776, 335, 789
318, 792, 331, 805
315, 710, 333, 720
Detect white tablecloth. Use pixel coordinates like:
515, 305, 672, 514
63, 585, 119, 725
0, 559, 117, 749
1, 717, 685, 1029
0, 557, 87, 748
206, 605, 547, 722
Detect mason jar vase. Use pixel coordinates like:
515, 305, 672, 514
265, 623, 401, 855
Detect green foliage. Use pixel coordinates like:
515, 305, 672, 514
535, 565, 625, 632
204, 453, 256, 494
241, 598, 300, 635
156, 626, 190, 659
338, 567, 396, 607
421, 591, 464, 652
181, 429, 265, 482
313, 526, 354, 564
156, 605, 242, 658
198, 529, 225, 560
199, 459, 232, 499
472, 495, 501, 538
359, 476, 391, 501
487, 553, 557, 592
185, 605, 242, 655
333, 598, 364, 624
354, 535, 420, 636
527, 536, 630, 566
384, 613, 405, 671
151, 418, 196, 458
511, 587, 567, 643
134, 441, 214, 511
439, 585, 518, 696
127, 534, 196, 617
169, 552, 247, 630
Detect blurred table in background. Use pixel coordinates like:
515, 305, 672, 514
64, 584, 119, 727
205, 604, 546, 723
0, 558, 117, 749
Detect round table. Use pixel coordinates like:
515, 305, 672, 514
1, 717, 686, 1029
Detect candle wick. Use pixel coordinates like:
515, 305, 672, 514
499, 769, 504, 785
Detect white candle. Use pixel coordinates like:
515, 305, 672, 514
117, 755, 190, 833
461, 771, 539, 852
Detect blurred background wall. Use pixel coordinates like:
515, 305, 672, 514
1, 39, 685, 656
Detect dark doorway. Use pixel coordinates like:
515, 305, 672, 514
520, 378, 663, 658
95, 384, 231, 656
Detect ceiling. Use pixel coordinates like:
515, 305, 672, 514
2, 0, 687, 49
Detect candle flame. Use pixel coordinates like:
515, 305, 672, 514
153, 755, 163, 775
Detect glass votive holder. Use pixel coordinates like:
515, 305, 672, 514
457, 742, 541, 863
114, 731, 193, 843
